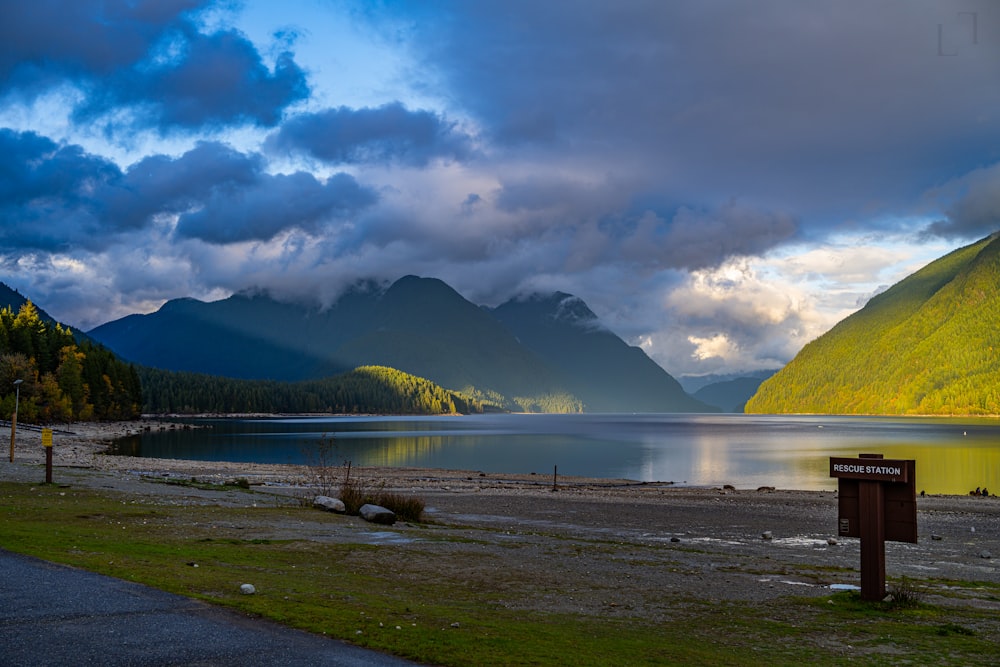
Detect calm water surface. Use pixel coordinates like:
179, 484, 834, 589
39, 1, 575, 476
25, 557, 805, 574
109, 414, 1000, 494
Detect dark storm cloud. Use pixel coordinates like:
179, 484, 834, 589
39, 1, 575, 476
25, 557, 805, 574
925, 163, 1000, 240
78, 28, 310, 129
0, 130, 126, 251
0, 0, 204, 87
491, 174, 798, 271
381, 0, 1000, 240
118, 142, 378, 244
96, 141, 265, 237
657, 204, 800, 271
173, 171, 377, 243
266, 102, 473, 166
0, 131, 377, 250
1, 0, 308, 130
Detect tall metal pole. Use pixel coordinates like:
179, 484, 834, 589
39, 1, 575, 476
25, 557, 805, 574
9, 379, 22, 463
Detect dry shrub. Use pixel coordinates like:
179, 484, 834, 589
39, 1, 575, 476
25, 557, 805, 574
303, 436, 425, 521
339, 474, 425, 522
887, 577, 924, 608
302, 434, 344, 499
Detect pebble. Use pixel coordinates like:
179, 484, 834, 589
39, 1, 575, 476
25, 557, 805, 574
240, 583, 256, 595
762, 531, 773, 540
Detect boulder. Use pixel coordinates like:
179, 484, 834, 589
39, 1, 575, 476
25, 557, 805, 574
240, 584, 256, 595
359, 503, 397, 525
313, 495, 346, 513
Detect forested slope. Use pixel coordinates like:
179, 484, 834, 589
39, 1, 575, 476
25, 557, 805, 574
746, 234, 1000, 415
140, 365, 486, 415
0, 301, 141, 422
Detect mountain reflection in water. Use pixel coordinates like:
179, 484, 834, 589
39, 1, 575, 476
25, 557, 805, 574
108, 414, 1000, 495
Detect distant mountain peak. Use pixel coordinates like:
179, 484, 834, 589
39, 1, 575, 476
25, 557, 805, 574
552, 294, 600, 326
502, 291, 603, 330
157, 296, 203, 312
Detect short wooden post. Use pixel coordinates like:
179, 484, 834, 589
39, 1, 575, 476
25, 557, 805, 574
858, 479, 886, 600
858, 453, 886, 600
42, 428, 53, 484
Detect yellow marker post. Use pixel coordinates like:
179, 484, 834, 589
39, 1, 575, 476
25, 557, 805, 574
42, 428, 53, 484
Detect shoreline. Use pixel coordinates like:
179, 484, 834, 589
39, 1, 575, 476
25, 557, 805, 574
2, 419, 999, 616
4, 418, 997, 501
7, 415, 997, 500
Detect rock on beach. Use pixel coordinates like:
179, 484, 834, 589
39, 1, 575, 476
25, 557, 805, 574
359, 504, 396, 525
313, 496, 346, 513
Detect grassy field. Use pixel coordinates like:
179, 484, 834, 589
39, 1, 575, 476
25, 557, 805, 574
2, 480, 998, 665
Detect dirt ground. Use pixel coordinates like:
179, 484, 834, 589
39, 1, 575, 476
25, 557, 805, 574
4, 420, 1000, 614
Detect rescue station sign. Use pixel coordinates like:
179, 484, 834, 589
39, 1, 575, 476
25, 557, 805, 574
829, 458, 910, 483
830, 453, 917, 601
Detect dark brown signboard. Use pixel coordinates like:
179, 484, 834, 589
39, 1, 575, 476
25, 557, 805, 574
836, 475, 917, 543
830, 454, 917, 601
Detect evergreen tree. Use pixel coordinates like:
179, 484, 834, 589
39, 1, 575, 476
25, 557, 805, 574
0, 302, 141, 422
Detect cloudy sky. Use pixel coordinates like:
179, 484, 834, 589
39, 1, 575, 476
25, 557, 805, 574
1, 0, 998, 378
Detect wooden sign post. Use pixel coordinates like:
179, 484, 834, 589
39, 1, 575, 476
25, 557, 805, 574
830, 453, 917, 601
42, 428, 53, 484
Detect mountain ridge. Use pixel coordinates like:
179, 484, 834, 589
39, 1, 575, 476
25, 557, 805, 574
89, 275, 714, 413
490, 292, 710, 412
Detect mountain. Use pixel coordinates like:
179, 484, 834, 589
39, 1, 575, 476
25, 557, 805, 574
746, 234, 1000, 415
678, 370, 778, 394
0, 283, 30, 313
693, 375, 773, 413
328, 277, 570, 405
489, 293, 712, 412
89, 276, 712, 413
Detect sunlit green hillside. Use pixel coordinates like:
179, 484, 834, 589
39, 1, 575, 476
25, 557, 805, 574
746, 234, 1000, 415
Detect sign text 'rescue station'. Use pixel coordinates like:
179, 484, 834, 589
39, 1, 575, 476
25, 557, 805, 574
829, 457, 910, 483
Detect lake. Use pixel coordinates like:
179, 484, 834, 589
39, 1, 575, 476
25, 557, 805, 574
107, 414, 1000, 495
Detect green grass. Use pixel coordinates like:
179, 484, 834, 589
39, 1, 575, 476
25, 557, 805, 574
1, 481, 998, 665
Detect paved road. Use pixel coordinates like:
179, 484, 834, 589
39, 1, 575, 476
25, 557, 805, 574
0, 549, 421, 666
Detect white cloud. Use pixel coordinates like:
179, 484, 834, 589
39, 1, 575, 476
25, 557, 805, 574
688, 333, 739, 362
622, 231, 958, 376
